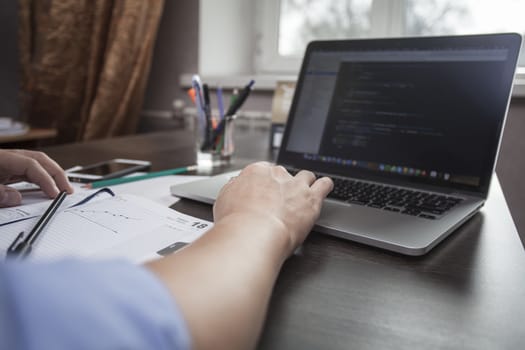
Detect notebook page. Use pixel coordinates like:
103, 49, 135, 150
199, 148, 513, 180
0, 189, 110, 226
0, 194, 212, 261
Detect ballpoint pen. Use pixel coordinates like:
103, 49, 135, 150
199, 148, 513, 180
84, 165, 198, 188
225, 80, 254, 117
202, 83, 212, 149
229, 88, 238, 114
204, 80, 255, 150
6, 190, 68, 259
187, 87, 196, 104
216, 86, 225, 121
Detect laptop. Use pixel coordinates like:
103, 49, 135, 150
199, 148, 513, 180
171, 33, 522, 255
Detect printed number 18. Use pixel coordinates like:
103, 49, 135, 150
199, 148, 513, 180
192, 222, 208, 229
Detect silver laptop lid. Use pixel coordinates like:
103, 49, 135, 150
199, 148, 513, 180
277, 33, 522, 198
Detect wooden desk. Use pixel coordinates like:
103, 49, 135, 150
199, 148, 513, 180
42, 121, 525, 349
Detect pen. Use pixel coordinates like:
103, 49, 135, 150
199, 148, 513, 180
229, 88, 239, 115
216, 86, 225, 121
6, 190, 68, 259
187, 87, 196, 104
202, 83, 212, 148
85, 165, 198, 189
225, 80, 254, 117
204, 81, 254, 150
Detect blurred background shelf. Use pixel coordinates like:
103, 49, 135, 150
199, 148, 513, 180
0, 128, 57, 148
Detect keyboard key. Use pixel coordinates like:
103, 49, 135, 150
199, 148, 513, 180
295, 169, 463, 220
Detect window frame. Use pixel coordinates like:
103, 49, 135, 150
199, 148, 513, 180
255, 0, 525, 75
255, 0, 405, 74
195, 0, 524, 96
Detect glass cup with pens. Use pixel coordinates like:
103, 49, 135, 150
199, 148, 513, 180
196, 114, 237, 167
189, 76, 254, 167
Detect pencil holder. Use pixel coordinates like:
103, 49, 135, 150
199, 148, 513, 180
195, 114, 236, 167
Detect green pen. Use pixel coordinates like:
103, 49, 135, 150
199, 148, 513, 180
230, 88, 239, 109
85, 165, 198, 189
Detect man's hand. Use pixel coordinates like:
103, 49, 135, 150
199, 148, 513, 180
213, 162, 333, 255
0, 150, 74, 207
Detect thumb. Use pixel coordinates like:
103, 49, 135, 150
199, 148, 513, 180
0, 185, 22, 207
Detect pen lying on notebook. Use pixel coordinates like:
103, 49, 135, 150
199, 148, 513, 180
6, 190, 68, 260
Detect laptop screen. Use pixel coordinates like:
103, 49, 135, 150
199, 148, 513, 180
278, 34, 522, 195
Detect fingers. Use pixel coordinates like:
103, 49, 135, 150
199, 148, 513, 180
0, 150, 73, 199
12, 150, 74, 194
241, 163, 333, 201
293, 169, 332, 196
294, 170, 333, 210
294, 170, 316, 186
22, 160, 60, 198
0, 185, 22, 207
310, 177, 334, 199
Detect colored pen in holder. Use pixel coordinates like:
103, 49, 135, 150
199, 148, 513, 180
190, 75, 253, 167
196, 114, 236, 167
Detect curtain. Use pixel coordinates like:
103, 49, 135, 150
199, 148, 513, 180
19, 0, 164, 143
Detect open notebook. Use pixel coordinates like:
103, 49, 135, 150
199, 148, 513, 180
0, 189, 212, 263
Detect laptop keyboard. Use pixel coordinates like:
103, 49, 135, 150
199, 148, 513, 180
330, 177, 463, 219
290, 170, 463, 220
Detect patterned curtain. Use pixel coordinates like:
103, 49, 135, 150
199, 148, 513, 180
19, 0, 164, 143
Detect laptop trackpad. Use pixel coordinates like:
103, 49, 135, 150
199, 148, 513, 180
316, 200, 450, 251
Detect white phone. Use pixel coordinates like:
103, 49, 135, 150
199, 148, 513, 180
66, 158, 151, 183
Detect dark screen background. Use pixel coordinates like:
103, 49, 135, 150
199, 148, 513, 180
318, 60, 507, 184
278, 35, 521, 195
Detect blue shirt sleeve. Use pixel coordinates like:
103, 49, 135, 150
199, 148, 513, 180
0, 259, 191, 350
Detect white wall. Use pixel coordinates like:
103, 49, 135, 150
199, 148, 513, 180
199, 0, 255, 76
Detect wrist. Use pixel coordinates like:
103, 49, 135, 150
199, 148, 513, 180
214, 212, 293, 262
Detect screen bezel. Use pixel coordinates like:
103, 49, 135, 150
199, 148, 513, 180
277, 33, 522, 196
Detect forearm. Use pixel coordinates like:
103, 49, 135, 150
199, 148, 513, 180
146, 213, 290, 350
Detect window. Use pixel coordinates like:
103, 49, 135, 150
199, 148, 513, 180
278, 0, 373, 57
256, 0, 525, 74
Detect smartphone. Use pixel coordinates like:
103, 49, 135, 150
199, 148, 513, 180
66, 159, 151, 183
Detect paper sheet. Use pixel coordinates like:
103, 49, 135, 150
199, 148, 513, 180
0, 175, 212, 262
109, 175, 209, 206
0, 194, 212, 262
0, 189, 108, 226
0, 175, 208, 225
